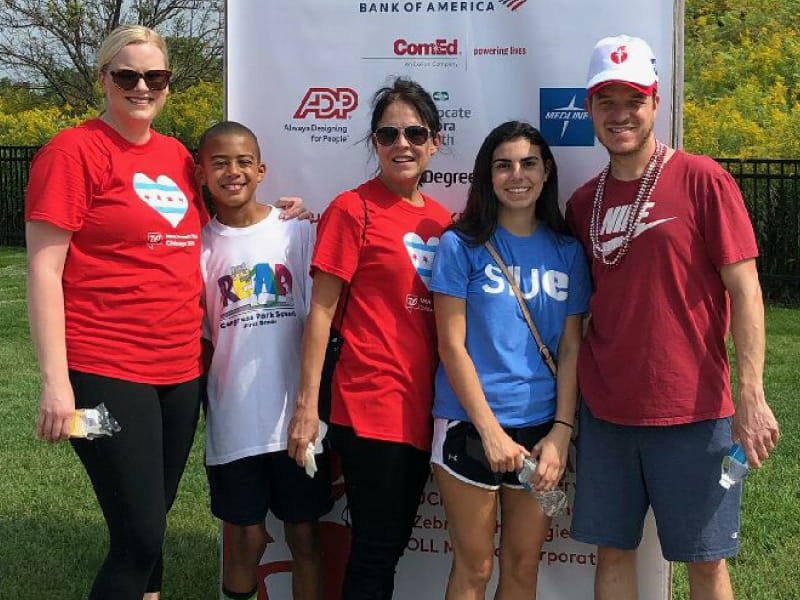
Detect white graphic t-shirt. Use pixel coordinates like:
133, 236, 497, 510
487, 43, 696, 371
201, 209, 314, 465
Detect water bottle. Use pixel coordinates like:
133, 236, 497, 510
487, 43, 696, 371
517, 456, 568, 517
719, 443, 749, 489
69, 403, 121, 439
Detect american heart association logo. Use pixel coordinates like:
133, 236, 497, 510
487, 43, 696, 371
133, 172, 189, 228
403, 232, 439, 289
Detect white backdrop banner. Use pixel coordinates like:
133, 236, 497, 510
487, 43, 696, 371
225, 1, 680, 598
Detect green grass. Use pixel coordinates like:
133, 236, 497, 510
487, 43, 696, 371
0, 248, 218, 598
1, 246, 797, 598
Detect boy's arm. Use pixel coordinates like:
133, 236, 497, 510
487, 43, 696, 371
275, 197, 313, 221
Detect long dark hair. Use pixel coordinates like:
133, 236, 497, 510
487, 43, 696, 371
451, 121, 568, 245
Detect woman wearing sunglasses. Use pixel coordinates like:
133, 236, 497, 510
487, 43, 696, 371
429, 121, 590, 599
288, 78, 451, 599
25, 25, 206, 600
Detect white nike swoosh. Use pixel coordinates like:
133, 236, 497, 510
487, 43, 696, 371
601, 218, 677, 254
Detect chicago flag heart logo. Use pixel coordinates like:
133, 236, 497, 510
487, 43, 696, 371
133, 173, 188, 228
403, 232, 439, 289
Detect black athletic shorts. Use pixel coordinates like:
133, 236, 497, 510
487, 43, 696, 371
431, 418, 553, 489
206, 450, 334, 525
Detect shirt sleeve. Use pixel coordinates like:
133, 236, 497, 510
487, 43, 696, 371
699, 165, 759, 269
25, 144, 94, 231
566, 240, 592, 315
429, 230, 471, 299
312, 192, 364, 283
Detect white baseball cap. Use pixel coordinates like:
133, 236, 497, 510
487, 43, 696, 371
586, 34, 658, 97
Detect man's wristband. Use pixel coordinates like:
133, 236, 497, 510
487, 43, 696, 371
553, 419, 574, 430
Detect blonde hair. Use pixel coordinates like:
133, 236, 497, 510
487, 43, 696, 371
96, 24, 170, 77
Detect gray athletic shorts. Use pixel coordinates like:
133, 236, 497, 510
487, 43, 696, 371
570, 404, 742, 562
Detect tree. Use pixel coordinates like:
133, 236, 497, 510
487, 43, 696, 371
684, 0, 800, 157
0, 0, 223, 110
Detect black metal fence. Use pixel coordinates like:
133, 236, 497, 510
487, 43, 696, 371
2, 147, 799, 302
0, 146, 38, 246
716, 159, 800, 303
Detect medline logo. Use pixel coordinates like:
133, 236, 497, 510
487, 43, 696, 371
293, 88, 358, 119
539, 88, 593, 147
598, 202, 676, 255
498, 0, 528, 9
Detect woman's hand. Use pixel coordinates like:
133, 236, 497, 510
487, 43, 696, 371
530, 425, 572, 491
480, 425, 529, 473
275, 197, 313, 220
287, 404, 320, 467
36, 380, 76, 442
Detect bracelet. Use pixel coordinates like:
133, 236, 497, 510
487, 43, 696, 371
553, 419, 574, 429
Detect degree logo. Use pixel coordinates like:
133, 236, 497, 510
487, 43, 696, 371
610, 45, 628, 64
293, 88, 358, 119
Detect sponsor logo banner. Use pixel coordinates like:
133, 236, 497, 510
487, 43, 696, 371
539, 88, 594, 147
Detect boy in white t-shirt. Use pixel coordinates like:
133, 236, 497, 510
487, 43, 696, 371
197, 121, 332, 600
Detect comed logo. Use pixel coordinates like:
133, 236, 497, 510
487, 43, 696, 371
294, 88, 358, 119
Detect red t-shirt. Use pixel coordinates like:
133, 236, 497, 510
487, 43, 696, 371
26, 119, 208, 384
565, 150, 758, 425
313, 178, 451, 450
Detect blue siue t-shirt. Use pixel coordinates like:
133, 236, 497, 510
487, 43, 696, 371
430, 225, 591, 427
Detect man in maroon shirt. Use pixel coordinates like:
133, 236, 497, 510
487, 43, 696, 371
565, 34, 780, 600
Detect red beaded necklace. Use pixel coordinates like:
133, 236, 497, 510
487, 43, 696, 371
589, 140, 667, 267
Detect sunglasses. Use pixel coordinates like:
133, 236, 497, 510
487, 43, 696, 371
373, 125, 430, 146
108, 69, 172, 91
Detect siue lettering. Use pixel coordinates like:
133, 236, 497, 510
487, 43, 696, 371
482, 265, 569, 301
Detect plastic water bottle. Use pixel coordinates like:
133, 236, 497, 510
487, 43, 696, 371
719, 443, 749, 489
68, 403, 121, 439
517, 456, 568, 517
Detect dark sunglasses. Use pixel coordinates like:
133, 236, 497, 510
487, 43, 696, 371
108, 69, 172, 91
373, 125, 430, 146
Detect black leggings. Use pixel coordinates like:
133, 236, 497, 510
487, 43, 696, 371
331, 425, 431, 600
69, 371, 202, 600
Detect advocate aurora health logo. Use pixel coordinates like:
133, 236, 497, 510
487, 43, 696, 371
539, 88, 593, 147
357, 1, 526, 13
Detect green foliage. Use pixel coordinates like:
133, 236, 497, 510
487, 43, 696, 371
154, 81, 224, 148
0, 102, 92, 146
684, 0, 800, 157
0, 81, 223, 147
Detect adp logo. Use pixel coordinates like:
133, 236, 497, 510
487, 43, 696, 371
294, 88, 358, 119
539, 88, 593, 147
